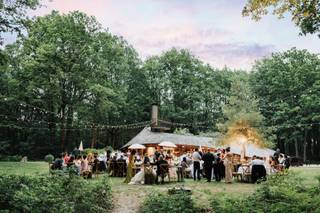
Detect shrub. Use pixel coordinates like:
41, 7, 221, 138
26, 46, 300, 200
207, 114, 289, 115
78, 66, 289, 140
0, 174, 113, 213
44, 154, 54, 163
210, 172, 320, 213
141, 191, 199, 213
82, 148, 105, 156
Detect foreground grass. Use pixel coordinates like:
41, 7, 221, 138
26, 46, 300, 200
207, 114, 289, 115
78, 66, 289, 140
1, 162, 319, 212
0, 161, 49, 176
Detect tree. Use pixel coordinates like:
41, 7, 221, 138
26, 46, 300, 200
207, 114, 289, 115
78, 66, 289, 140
0, 0, 41, 44
143, 48, 232, 133
1, 10, 145, 155
217, 73, 272, 148
243, 0, 320, 37
250, 48, 320, 161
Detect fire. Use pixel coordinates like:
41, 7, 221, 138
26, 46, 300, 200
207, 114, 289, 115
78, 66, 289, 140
219, 118, 266, 148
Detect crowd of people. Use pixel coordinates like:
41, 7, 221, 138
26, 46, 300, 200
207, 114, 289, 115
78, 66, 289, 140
50, 147, 290, 184
51, 152, 105, 178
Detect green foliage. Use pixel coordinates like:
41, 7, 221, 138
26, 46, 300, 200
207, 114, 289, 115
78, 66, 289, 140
243, 0, 320, 37
0, 0, 41, 44
143, 48, 235, 134
44, 154, 54, 163
0, 174, 112, 213
82, 148, 105, 156
250, 48, 320, 159
210, 172, 320, 213
141, 191, 199, 213
218, 73, 264, 131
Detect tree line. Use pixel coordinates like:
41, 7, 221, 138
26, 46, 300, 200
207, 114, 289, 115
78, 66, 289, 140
0, 10, 319, 161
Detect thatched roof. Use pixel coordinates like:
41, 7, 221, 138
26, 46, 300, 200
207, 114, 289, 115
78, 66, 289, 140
122, 127, 218, 148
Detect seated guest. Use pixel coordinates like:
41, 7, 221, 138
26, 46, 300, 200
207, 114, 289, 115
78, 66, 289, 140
81, 155, 89, 173
63, 152, 70, 166
117, 155, 127, 177
92, 154, 100, 174
110, 156, 118, 176
52, 153, 63, 170
251, 156, 266, 183
250, 155, 265, 167
67, 155, 75, 167
143, 154, 150, 164
153, 155, 168, 184
97, 154, 107, 172
81, 155, 92, 178
74, 155, 82, 175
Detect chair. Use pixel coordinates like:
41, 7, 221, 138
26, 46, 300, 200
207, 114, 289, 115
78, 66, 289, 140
92, 160, 100, 177
251, 165, 266, 183
117, 161, 126, 177
144, 165, 155, 184
158, 164, 169, 183
110, 161, 118, 177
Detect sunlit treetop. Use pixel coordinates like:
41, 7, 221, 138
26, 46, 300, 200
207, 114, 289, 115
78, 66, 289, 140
243, 0, 320, 37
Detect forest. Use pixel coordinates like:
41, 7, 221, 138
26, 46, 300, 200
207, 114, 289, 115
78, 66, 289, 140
0, 10, 320, 161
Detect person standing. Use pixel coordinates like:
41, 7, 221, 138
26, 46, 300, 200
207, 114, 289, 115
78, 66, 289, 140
124, 150, 136, 183
202, 150, 214, 182
224, 153, 233, 183
214, 153, 222, 182
192, 148, 202, 181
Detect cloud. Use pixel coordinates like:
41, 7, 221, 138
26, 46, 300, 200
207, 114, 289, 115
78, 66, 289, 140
126, 25, 274, 69
193, 42, 275, 69
4, 0, 317, 70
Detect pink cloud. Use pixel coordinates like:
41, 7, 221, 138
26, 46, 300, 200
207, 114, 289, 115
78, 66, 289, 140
16, 0, 318, 70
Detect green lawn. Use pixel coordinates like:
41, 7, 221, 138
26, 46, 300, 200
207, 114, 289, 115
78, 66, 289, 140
1, 162, 319, 212
0, 161, 49, 176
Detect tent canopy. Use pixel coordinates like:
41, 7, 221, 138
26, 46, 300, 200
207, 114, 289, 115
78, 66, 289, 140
159, 141, 177, 148
128, 143, 146, 149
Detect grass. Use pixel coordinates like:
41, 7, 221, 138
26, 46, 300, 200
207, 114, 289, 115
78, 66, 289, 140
0, 161, 49, 176
1, 162, 319, 212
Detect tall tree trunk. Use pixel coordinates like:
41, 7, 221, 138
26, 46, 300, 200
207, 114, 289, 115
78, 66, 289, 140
60, 105, 66, 152
294, 138, 299, 157
48, 100, 56, 145
65, 106, 74, 150
91, 124, 97, 148
303, 129, 308, 163
310, 138, 314, 159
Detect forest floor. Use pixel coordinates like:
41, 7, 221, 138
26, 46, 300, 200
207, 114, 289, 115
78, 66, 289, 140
0, 162, 319, 212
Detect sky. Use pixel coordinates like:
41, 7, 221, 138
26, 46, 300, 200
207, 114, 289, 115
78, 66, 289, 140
4, 0, 320, 70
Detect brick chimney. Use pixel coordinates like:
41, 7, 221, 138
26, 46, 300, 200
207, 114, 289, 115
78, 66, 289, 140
151, 104, 158, 127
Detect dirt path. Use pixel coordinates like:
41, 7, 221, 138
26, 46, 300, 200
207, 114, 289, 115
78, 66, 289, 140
109, 177, 258, 213
112, 184, 149, 213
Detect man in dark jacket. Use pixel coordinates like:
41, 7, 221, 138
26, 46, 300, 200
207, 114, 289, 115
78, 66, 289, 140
202, 150, 214, 182
213, 153, 222, 182
152, 155, 168, 184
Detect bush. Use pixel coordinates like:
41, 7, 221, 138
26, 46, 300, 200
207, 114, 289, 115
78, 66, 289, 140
44, 154, 54, 163
0, 174, 113, 213
141, 191, 199, 213
82, 148, 105, 156
210, 172, 320, 213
